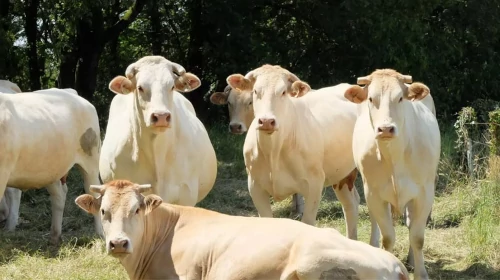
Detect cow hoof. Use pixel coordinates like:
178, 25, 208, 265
50, 235, 62, 246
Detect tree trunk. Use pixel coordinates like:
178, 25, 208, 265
57, 46, 78, 89
149, 0, 163, 55
185, 0, 208, 124
24, 0, 41, 91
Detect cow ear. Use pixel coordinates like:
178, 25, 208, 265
75, 194, 101, 214
143, 194, 163, 215
405, 82, 429, 101
109, 76, 134, 95
210, 92, 229, 105
175, 72, 201, 92
227, 74, 254, 92
290, 81, 311, 98
344, 85, 367, 104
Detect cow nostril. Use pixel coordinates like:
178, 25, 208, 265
270, 120, 275, 126
377, 127, 383, 133
122, 240, 129, 249
151, 115, 158, 123
258, 119, 263, 125
110, 241, 115, 250
389, 127, 395, 133
166, 114, 171, 122
237, 124, 242, 130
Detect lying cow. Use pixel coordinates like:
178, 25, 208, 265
226, 65, 362, 239
344, 69, 440, 280
0, 86, 102, 244
210, 84, 360, 219
75, 179, 409, 280
99, 56, 217, 207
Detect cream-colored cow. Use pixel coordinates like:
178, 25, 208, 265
99, 56, 217, 207
0, 86, 102, 244
210, 83, 360, 219
75, 179, 409, 280
343, 69, 440, 280
226, 65, 361, 239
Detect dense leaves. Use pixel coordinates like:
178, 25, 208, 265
1, 0, 499, 125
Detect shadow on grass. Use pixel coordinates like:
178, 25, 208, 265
427, 259, 500, 280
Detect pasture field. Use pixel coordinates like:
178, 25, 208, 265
0, 124, 498, 280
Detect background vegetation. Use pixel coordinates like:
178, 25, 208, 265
0, 0, 499, 279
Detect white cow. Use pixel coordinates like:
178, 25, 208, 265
226, 64, 361, 239
99, 56, 217, 207
343, 69, 440, 280
210, 84, 360, 219
0, 81, 71, 229
0, 86, 102, 244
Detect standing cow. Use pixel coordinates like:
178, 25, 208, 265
0, 80, 70, 230
210, 83, 360, 220
99, 56, 217, 207
226, 65, 361, 239
0, 86, 102, 244
343, 69, 440, 280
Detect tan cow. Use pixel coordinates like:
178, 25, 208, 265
343, 69, 440, 280
75, 179, 409, 280
226, 65, 362, 240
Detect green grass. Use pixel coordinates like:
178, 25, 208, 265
0, 124, 499, 279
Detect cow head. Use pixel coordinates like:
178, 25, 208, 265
226, 65, 311, 135
75, 180, 162, 257
343, 69, 430, 140
108, 56, 201, 133
210, 85, 254, 134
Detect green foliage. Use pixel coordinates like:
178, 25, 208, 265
488, 109, 500, 156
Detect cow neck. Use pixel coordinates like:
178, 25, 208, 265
120, 204, 179, 280
366, 101, 402, 217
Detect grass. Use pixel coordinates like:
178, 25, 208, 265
0, 123, 499, 279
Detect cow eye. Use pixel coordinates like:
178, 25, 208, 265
227, 101, 231, 106
137, 86, 143, 92
399, 97, 403, 103
135, 208, 140, 215
171, 85, 175, 91
369, 97, 373, 103
282, 91, 286, 96
101, 209, 105, 216
249, 101, 252, 106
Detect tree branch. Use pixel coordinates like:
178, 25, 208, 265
104, 0, 148, 40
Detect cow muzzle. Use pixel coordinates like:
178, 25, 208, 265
229, 122, 245, 134
150, 110, 171, 130
375, 124, 397, 140
107, 237, 131, 256
257, 117, 277, 134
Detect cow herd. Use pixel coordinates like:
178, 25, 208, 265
0, 55, 440, 280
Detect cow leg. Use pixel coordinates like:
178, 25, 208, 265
406, 195, 432, 280
77, 165, 104, 238
366, 192, 395, 252
4, 187, 22, 231
301, 179, 324, 226
46, 180, 67, 245
369, 214, 381, 247
291, 193, 304, 218
332, 184, 360, 240
248, 176, 273, 218
0, 196, 8, 222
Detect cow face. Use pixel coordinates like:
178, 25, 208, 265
210, 85, 254, 134
108, 56, 201, 133
344, 69, 430, 140
75, 180, 162, 257
226, 65, 311, 135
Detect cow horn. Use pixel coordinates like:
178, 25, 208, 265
171, 62, 187, 77
400, 74, 412, 83
89, 184, 105, 194
125, 63, 138, 80
137, 184, 152, 193
357, 76, 372, 85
